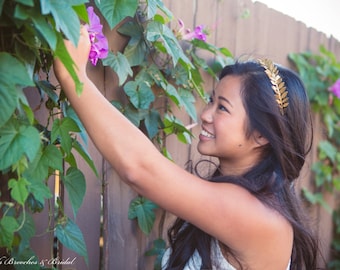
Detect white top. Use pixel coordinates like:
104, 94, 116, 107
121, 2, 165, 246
161, 239, 291, 270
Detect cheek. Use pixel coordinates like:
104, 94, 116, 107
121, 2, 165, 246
217, 117, 246, 138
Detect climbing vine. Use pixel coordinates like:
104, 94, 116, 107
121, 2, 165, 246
0, 0, 232, 269
289, 45, 340, 269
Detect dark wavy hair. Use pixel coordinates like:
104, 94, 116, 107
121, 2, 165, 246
165, 60, 319, 270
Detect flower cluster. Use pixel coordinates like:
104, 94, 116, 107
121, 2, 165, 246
330, 79, 340, 99
85, 6, 109, 65
177, 19, 207, 41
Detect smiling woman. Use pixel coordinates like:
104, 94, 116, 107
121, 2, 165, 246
197, 76, 264, 175
53, 22, 319, 268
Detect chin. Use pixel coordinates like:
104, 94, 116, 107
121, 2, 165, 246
197, 144, 211, 156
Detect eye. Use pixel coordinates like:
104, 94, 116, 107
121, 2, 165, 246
218, 104, 230, 113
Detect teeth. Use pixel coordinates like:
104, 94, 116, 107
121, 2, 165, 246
201, 129, 215, 138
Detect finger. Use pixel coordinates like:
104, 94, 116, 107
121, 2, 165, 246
80, 25, 89, 38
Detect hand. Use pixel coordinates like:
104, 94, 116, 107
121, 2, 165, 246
53, 26, 91, 86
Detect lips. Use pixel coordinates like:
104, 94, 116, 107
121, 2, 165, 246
200, 128, 215, 138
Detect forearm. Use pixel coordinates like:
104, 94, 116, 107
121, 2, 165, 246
53, 28, 163, 188
60, 74, 160, 183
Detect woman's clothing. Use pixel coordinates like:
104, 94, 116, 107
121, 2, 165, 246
161, 239, 291, 270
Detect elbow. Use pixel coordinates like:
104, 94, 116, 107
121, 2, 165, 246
117, 161, 150, 193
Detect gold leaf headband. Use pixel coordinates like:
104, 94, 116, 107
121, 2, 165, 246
258, 59, 289, 115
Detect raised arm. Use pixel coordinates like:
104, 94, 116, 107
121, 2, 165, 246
53, 28, 293, 267
54, 27, 160, 184
53, 27, 200, 216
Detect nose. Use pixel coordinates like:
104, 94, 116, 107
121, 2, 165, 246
200, 104, 213, 123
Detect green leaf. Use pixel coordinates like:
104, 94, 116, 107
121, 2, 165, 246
40, 0, 83, 47
124, 81, 155, 109
95, 0, 138, 29
0, 52, 34, 86
191, 39, 233, 59
118, 21, 146, 66
128, 196, 158, 235
64, 105, 88, 145
62, 167, 86, 218
16, 0, 34, 6
73, 3, 89, 23
102, 51, 133, 86
123, 105, 141, 127
51, 117, 81, 154
302, 188, 332, 214
0, 216, 19, 248
164, 84, 182, 106
17, 212, 36, 245
161, 147, 173, 161
8, 178, 30, 205
146, 21, 191, 67
65, 151, 78, 168
0, 52, 34, 127
163, 114, 193, 144
56, 217, 88, 265
72, 140, 98, 177
0, 80, 17, 128
14, 4, 57, 50
142, 64, 167, 88
0, 120, 41, 170
28, 181, 53, 206
35, 79, 58, 103
145, 238, 166, 256
14, 40, 37, 80
146, 0, 173, 19
144, 109, 161, 139
191, 51, 216, 78
189, 67, 206, 99
21, 102, 35, 125
24, 144, 63, 186
145, 238, 166, 270
319, 140, 337, 163
178, 88, 197, 122
54, 33, 83, 95
11, 248, 40, 270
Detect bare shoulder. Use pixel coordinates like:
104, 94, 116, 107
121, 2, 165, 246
213, 183, 293, 269
130, 159, 292, 268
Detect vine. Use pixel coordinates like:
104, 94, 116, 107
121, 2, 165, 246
289, 45, 340, 269
0, 0, 232, 269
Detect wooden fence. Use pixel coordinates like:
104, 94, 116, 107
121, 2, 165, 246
12, 0, 340, 269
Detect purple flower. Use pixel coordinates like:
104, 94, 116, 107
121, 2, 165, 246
85, 6, 109, 65
330, 79, 340, 99
177, 19, 207, 41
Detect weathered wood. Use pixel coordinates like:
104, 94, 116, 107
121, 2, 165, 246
24, 0, 340, 269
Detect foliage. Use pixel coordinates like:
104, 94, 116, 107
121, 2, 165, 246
0, 0, 232, 269
289, 45, 340, 268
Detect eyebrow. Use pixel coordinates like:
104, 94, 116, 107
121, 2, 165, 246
218, 96, 233, 107
212, 90, 234, 107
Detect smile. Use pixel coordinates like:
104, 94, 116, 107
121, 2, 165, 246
200, 129, 215, 138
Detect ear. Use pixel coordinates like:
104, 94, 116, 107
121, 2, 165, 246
253, 130, 269, 146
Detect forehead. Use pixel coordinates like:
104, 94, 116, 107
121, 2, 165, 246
215, 75, 243, 99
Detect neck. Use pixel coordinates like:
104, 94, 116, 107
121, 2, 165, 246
218, 162, 254, 176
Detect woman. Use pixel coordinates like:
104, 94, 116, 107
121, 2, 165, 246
54, 27, 318, 269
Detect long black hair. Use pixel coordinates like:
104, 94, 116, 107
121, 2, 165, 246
165, 60, 318, 270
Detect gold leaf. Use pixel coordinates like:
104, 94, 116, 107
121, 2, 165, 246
258, 59, 289, 115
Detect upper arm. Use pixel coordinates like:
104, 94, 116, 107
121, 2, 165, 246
126, 153, 290, 255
